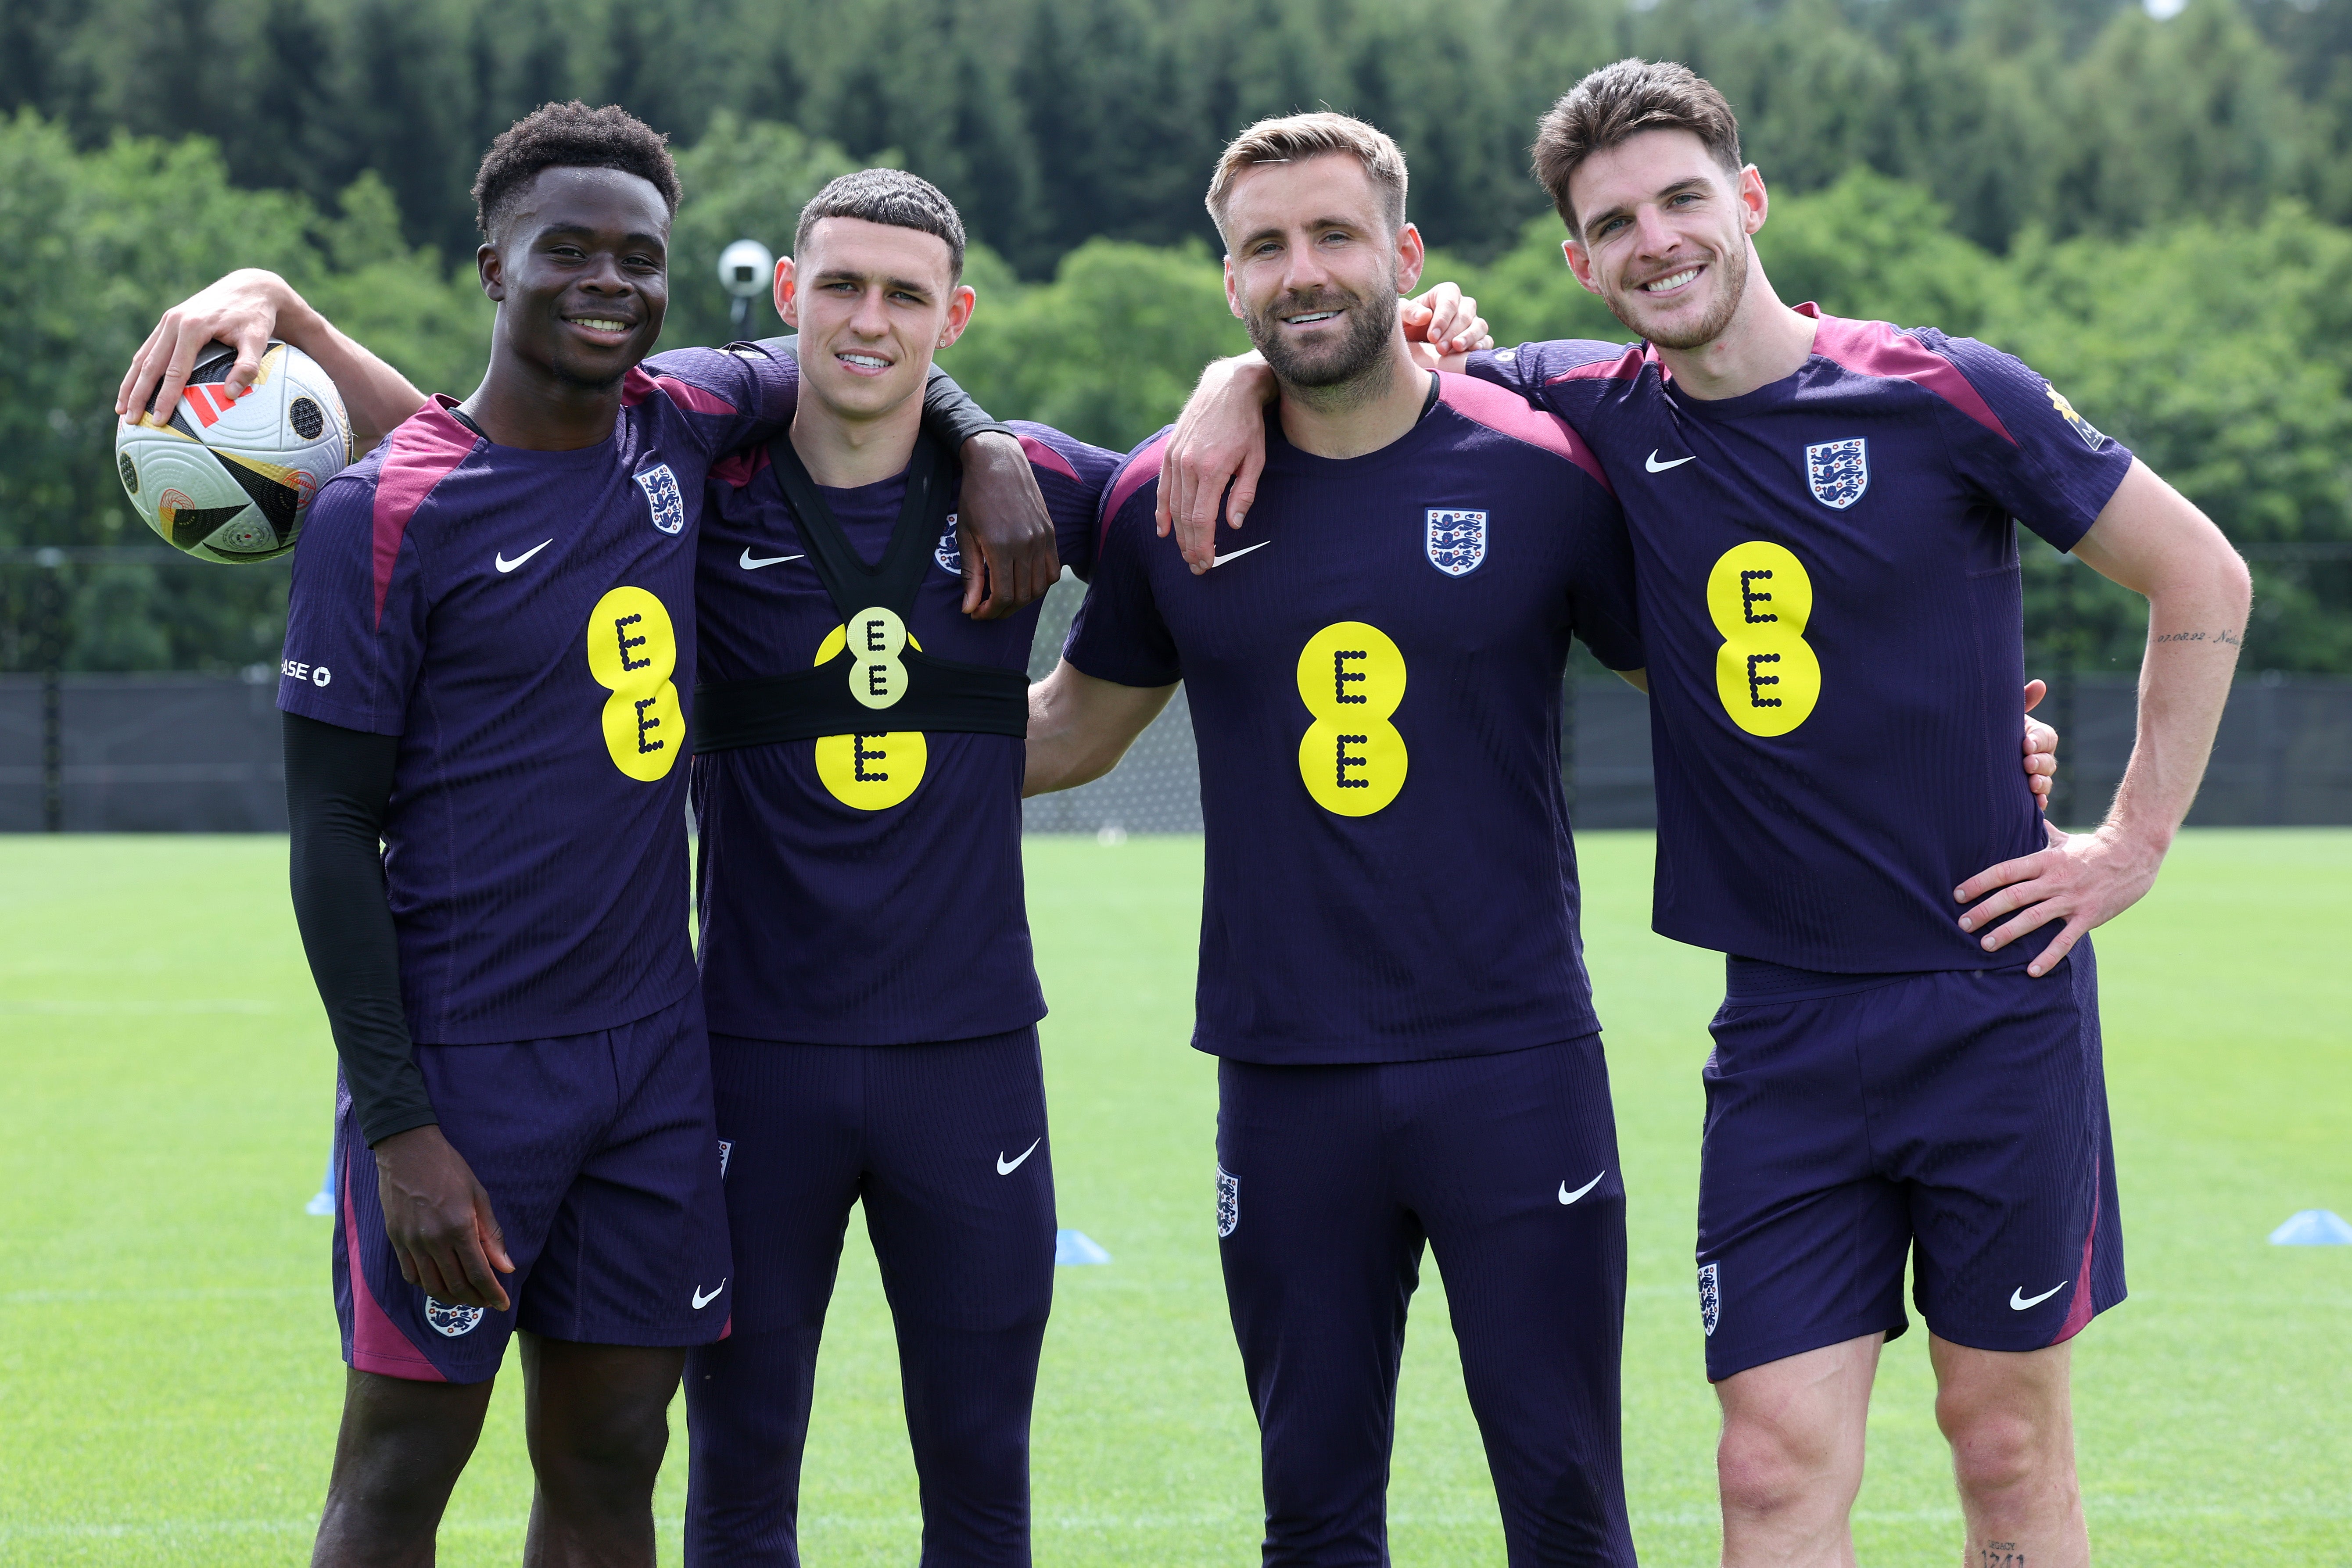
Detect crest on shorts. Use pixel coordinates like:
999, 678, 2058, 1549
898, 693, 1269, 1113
717, 1139, 733, 1179
424, 1295, 484, 1337
635, 462, 686, 534
1426, 509, 1488, 577
935, 516, 961, 575
1216, 1167, 1240, 1239
1804, 438, 1868, 510
1697, 1263, 1721, 1338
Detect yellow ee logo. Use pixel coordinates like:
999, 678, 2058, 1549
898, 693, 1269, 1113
585, 587, 683, 781
814, 621, 925, 809
1706, 542, 1820, 737
1296, 621, 1407, 816
846, 606, 910, 710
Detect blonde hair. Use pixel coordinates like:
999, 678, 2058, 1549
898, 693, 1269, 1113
1205, 111, 1409, 242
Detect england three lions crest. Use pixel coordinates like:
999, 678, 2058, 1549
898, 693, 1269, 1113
1426, 508, 1488, 576
1805, 439, 1868, 510
634, 462, 687, 534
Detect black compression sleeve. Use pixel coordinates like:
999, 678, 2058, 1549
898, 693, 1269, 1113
923, 362, 1014, 448
283, 711, 434, 1146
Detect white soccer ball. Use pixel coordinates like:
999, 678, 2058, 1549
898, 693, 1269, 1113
114, 339, 355, 564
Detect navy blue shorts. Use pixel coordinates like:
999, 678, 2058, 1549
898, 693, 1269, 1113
332, 989, 733, 1384
684, 1027, 1054, 1567
1696, 944, 2125, 1382
1215, 1036, 1635, 1568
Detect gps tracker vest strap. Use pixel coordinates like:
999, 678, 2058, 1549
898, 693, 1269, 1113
692, 433, 1031, 754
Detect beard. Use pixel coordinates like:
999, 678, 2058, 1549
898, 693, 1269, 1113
1244, 283, 1399, 392
1601, 238, 1748, 351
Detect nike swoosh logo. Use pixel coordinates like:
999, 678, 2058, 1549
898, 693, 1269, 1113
739, 549, 803, 570
997, 1138, 1041, 1175
1211, 541, 1271, 567
1558, 1170, 1606, 1205
2010, 1282, 2065, 1311
1645, 451, 1696, 473
495, 540, 553, 573
691, 1279, 726, 1310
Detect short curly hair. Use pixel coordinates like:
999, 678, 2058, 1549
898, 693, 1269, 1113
472, 101, 681, 240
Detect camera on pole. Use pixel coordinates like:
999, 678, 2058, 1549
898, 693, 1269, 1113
718, 239, 775, 337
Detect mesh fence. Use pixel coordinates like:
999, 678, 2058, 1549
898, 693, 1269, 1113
6, 569, 2352, 832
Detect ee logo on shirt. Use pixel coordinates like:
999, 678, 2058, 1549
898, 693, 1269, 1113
1296, 621, 1407, 815
1706, 542, 1820, 737
586, 587, 684, 780
814, 622, 925, 810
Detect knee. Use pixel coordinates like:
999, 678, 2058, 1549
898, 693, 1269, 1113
538, 1400, 671, 1494
1936, 1389, 2047, 1500
1716, 1410, 1845, 1519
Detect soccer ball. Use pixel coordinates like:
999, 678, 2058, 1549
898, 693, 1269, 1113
114, 339, 354, 564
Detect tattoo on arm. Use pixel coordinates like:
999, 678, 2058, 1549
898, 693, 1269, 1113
2152, 628, 2244, 646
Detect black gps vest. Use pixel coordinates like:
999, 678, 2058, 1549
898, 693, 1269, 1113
691, 433, 1031, 753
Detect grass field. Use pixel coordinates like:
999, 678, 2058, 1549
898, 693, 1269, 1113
2, 830, 2347, 1565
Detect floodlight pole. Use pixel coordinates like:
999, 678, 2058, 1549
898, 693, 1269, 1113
35, 546, 64, 832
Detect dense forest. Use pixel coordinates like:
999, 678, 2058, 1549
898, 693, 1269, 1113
4, 0, 2351, 675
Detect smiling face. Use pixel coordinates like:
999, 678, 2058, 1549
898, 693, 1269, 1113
479, 165, 671, 391
1562, 129, 1764, 352
778, 216, 974, 423
1220, 153, 1423, 391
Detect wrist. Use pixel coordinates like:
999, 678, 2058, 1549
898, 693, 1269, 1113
262, 274, 326, 351
1210, 353, 1276, 403
2094, 815, 2173, 863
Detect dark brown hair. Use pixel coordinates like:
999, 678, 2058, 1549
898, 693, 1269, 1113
1531, 59, 1742, 233
795, 168, 968, 283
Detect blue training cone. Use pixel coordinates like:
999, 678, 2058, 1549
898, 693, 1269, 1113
1054, 1228, 1111, 1266
2268, 1209, 2352, 1246
305, 1148, 336, 1217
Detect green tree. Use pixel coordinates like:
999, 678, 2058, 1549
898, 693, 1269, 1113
663, 112, 870, 351
939, 238, 1251, 451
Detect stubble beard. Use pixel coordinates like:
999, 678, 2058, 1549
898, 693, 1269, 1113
1246, 284, 1400, 403
1603, 236, 1748, 352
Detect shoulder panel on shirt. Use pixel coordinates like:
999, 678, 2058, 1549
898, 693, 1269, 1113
620, 362, 741, 416
1016, 431, 1082, 484
1435, 373, 1613, 494
369, 400, 478, 627
1800, 306, 2015, 443
1537, 340, 1653, 385
711, 444, 771, 490
1097, 429, 1172, 553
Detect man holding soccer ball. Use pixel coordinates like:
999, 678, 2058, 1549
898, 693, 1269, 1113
118, 102, 1055, 1565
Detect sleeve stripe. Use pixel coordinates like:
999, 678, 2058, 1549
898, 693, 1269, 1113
370, 401, 477, 627
1436, 374, 1614, 494
1802, 307, 2016, 444
619, 365, 741, 416
1544, 343, 1651, 384
1019, 432, 1083, 484
1098, 433, 1170, 554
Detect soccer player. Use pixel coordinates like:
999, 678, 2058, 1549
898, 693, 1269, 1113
1025, 112, 1649, 1565
115, 104, 1056, 1564
1163, 63, 2251, 1568
680, 170, 1119, 1565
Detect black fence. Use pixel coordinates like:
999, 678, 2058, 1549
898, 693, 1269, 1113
7, 561, 2352, 834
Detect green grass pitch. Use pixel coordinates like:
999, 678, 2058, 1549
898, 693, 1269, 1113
2, 830, 2346, 1565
